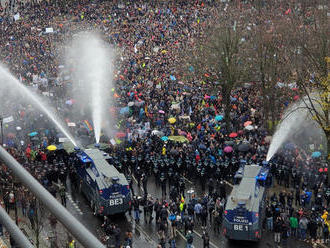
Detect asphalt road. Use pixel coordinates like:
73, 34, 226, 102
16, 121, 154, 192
63, 174, 312, 248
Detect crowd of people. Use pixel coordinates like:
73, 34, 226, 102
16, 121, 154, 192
0, 0, 329, 248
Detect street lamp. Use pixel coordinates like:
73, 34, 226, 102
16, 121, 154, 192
0, 116, 3, 146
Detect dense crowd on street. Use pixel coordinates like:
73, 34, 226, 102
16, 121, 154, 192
0, 0, 329, 248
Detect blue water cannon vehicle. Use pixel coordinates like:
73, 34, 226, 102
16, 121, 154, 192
223, 163, 270, 241
72, 147, 131, 216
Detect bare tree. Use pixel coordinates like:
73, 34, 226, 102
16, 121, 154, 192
286, 1, 329, 183
186, 4, 251, 130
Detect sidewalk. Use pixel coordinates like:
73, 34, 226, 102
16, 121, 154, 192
0, 208, 49, 247
0, 196, 72, 248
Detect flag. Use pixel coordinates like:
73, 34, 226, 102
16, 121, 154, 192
83, 120, 93, 132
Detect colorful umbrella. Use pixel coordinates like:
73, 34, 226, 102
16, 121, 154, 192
319, 168, 324, 173
115, 132, 126, 138
119, 107, 129, 115
245, 125, 254, 131
28, 131, 38, 137
168, 117, 176, 124
224, 146, 233, 153
215, 115, 224, 121
7, 133, 15, 138
244, 121, 252, 127
151, 130, 164, 137
159, 110, 165, 114
161, 136, 169, 141
47, 145, 57, 151
229, 132, 238, 138
168, 136, 189, 143
311, 151, 321, 158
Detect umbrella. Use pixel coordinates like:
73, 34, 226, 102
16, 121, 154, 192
16, 126, 22, 131
115, 132, 126, 138
168, 117, 176, 124
244, 121, 252, 127
28, 131, 38, 137
215, 115, 224, 121
47, 145, 57, 151
238, 143, 250, 152
161, 136, 169, 141
151, 130, 164, 137
325, 168, 328, 172
168, 136, 189, 143
294, 95, 300, 101
159, 110, 165, 114
319, 168, 324, 172
135, 101, 145, 107
224, 141, 235, 146
7, 133, 15, 138
245, 125, 254, 131
60, 142, 75, 153
311, 151, 321, 158
224, 146, 233, 153
128, 102, 134, 107
119, 107, 129, 115
229, 132, 238, 138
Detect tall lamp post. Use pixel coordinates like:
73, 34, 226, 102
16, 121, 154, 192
0, 116, 3, 146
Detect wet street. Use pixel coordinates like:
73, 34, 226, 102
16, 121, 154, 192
64, 175, 312, 248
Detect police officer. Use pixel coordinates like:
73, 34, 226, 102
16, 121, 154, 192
160, 173, 167, 197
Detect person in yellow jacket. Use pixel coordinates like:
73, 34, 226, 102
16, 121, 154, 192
67, 236, 76, 248
321, 210, 329, 243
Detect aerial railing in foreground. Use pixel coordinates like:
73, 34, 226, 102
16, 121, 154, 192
0, 146, 105, 248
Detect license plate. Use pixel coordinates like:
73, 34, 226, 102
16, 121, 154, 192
109, 198, 123, 206
233, 224, 248, 231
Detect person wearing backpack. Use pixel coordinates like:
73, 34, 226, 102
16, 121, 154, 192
186, 230, 193, 248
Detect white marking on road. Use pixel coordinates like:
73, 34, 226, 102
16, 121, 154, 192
192, 230, 219, 248
66, 193, 83, 215
183, 176, 193, 184
131, 174, 145, 192
224, 180, 233, 188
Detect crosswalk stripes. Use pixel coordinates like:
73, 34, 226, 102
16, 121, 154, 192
66, 193, 83, 215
